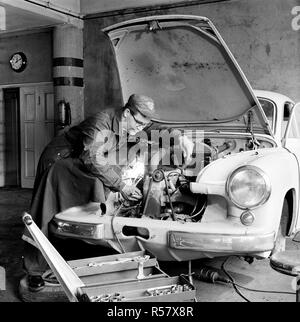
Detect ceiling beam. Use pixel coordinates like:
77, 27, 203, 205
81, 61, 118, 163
81, 0, 230, 16
0, 0, 83, 28
36, 0, 81, 14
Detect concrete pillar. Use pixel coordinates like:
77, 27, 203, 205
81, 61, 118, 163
53, 25, 84, 132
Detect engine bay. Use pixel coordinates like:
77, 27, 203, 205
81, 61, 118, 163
105, 133, 274, 223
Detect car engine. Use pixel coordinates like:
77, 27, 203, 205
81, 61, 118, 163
105, 133, 274, 223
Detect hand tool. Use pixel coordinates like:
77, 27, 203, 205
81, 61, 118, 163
134, 255, 150, 279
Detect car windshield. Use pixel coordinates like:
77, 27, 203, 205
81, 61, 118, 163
153, 101, 274, 134
204, 99, 275, 133
259, 98, 275, 130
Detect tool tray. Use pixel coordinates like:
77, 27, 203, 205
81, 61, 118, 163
68, 250, 166, 285
22, 214, 196, 302
79, 274, 195, 302
69, 250, 195, 302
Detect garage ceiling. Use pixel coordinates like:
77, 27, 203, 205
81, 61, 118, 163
0, 3, 64, 34
0, 1, 81, 34
0, 0, 228, 34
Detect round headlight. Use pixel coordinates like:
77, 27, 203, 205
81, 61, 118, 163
226, 166, 271, 209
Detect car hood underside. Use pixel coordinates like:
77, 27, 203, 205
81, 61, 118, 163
103, 15, 272, 135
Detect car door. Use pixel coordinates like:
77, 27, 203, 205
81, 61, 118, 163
283, 102, 300, 232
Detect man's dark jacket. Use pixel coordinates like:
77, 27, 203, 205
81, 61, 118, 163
23, 107, 128, 243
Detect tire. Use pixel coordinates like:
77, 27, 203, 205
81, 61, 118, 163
272, 198, 289, 255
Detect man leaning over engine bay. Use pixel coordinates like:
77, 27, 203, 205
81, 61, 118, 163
21, 93, 195, 293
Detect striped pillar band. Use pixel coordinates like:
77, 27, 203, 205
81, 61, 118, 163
53, 57, 84, 87
53, 57, 83, 68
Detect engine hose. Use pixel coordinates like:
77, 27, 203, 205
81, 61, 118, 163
163, 171, 176, 221
142, 177, 153, 216
190, 198, 207, 220
111, 206, 126, 253
190, 195, 200, 217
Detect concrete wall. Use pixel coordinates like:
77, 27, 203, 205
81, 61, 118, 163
0, 30, 52, 186
0, 30, 52, 85
84, 0, 300, 117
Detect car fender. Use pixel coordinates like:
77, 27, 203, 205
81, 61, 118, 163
190, 147, 299, 234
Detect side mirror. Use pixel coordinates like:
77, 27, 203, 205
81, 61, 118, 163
293, 231, 300, 243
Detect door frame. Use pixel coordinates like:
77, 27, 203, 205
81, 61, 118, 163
282, 102, 300, 233
0, 82, 53, 188
3, 87, 21, 186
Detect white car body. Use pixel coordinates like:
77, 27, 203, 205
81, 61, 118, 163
51, 16, 300, 261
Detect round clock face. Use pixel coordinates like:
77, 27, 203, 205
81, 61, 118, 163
9, 52, 27, 72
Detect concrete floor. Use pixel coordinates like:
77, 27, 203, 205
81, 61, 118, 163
0, 187, 299, 302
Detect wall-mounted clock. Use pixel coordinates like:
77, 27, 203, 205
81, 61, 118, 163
9, 52, 27, 73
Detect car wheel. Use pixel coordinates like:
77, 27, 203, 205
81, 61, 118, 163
272, 198, 289, 255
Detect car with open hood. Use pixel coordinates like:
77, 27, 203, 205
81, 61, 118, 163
50, 15, 300, 261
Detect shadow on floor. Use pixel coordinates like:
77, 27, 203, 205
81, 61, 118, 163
0, 188, 117, 302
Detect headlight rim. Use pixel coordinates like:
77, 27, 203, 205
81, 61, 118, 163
226, 165, 271, 209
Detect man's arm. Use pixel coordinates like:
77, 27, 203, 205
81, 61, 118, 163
81, 146, 125, 192
78, 113, 125, 192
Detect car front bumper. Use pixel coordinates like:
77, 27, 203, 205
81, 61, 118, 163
167, 230, 275, 252
50, 214, 275, 261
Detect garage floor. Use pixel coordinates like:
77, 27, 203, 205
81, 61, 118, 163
0, 187, 299, 302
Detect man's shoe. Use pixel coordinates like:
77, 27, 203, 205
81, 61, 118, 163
27, 275, 45, 292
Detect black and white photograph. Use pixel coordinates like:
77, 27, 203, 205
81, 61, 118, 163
0, 0, 300, 309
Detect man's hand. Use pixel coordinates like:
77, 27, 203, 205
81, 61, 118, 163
121, 184, 143, 201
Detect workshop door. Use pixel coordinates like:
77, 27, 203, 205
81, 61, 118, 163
20, 85, 55, 188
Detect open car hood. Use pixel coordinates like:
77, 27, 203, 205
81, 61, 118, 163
103, 15, 272, 135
